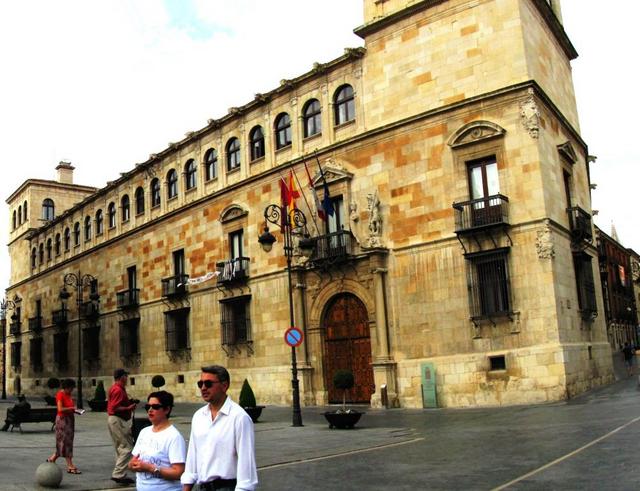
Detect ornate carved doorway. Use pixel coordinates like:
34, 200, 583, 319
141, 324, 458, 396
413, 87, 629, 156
323, 293, 374, 404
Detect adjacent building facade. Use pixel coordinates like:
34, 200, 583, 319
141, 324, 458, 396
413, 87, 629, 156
3, 0, 614, 408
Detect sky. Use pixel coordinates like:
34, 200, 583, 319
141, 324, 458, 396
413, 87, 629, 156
0, 0, 637, 296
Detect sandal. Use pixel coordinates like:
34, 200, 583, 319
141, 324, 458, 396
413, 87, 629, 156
67, 468, 82, 474
46, 458, 55, 463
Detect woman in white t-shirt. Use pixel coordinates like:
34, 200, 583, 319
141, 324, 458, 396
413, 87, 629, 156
128, 390, 186, 491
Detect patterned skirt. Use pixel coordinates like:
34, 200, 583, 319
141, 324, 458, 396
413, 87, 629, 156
55, 415, 75, 457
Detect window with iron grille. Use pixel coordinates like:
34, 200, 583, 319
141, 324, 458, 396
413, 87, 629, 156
83, 325, 100, 361
54, 331, 69, 369
573, 252, 597, 319
119, 318, 140, 357
11, 342, 21, 368
30, 337, 43, 371
164, 308, 190, 352
221, 296, 251, 346
466, 249, 512, 319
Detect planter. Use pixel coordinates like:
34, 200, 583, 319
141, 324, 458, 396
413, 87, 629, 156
87, 399, 107, 412
323, 410, 364, 429
243, 406, 265, 423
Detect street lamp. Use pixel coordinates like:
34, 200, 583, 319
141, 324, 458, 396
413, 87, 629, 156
0, 294, 21, 400
59, 272, 99, 409
258, 204, 314, 427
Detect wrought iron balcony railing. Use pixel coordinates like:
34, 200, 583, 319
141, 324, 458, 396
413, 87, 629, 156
28, 316, 43, 332
308, 230, 355, 265
52, 308, 68, 327
9, 321, 21, 336
567, 206, 593, 244
216, 257, 250, 284
453, 194, 509, 233
161, 274, 189, 297
116, 288, 140, 309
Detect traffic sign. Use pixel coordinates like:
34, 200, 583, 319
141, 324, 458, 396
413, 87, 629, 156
284, 326, 304, 347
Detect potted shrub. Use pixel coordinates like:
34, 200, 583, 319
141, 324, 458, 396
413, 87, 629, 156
88, 380, 107, 412
239, 379, 265, 423
324, 369, 364, 429
151, 375, 165, 389
44, 377, 60, 406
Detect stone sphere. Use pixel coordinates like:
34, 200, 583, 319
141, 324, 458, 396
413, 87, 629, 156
35, 462, 63, 488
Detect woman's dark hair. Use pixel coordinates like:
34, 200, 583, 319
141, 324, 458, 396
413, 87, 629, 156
201, 365, 230, 384
148, 390, 174, 417
61, 378, 76, 390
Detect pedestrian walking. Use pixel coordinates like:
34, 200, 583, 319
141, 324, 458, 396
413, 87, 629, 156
107, 368, 138, 485
47, 378, 81, 474
181, 365, 258, 491
128, 390, 186, 490
622, 342, 635, 376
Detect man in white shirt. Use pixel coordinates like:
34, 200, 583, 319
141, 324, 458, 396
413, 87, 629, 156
181, 365, 258, 491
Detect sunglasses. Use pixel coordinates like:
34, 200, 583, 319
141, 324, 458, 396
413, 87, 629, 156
197, 380, 222, 389
144, 403, 166, 411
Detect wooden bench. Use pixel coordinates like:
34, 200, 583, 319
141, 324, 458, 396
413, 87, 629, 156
8, 407, 56, 433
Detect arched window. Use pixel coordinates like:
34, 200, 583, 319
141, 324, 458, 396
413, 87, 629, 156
17, 205, 22, 225
275, 113, 292, 149
334, 84, 355, 125
64, 227, 70, 251
167, 170, 178, 199
226, 138, 241, 171
23, 200, 27, 222
31, 247, 36, 268
39, 243, 44, 264
108, 202, 116, 228
135, 187, 145, 215
46, 238, 52, 261
151, 178, 161, 207
121, 195, 130, 222
42, 198, 55, 221
73, 222, 80, 246
185, 159, 197, 190
54, 233, 61, 256
84, 216, 92, 241
95, 209, 103, 235
204, 148, 218, 181
249, 126, 265, 161
12, 210, 16, 230
303, 99, 322, 137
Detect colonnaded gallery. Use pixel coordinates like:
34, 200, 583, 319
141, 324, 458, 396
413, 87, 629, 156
3, 0, 614, 408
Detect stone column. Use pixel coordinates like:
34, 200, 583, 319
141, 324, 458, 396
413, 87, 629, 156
293, 271, 314, 405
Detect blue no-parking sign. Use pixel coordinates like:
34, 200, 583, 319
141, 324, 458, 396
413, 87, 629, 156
284, 327, 304, 347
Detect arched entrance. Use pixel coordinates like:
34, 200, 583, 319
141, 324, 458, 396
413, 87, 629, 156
323, 293, 374, 404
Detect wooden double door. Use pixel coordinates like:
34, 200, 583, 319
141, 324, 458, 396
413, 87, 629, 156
323, 293, 374, 404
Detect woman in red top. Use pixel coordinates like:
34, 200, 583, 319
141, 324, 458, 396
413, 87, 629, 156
47, 378, 81, 474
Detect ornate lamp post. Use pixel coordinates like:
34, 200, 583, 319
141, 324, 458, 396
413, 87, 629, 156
0, 294, 21, 400
258, 204, 314, 427
59, 273, 99, 409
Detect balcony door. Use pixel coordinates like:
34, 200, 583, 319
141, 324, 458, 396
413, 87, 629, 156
468, 157, 500, 226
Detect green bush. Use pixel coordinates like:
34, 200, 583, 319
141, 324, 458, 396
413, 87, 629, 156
333, 369, 354, 411
46, 377, 60, 390
239, 379, 257, 408
93, 380, 106, 401
151, 375, 166, 388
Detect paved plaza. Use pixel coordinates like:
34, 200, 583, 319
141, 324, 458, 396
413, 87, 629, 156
1, 362, 640, 490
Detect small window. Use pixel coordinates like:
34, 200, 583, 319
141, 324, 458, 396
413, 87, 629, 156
275, 113, 292, 149
230, 230, 244, 259
151, 178, 161, 207
64, 228, 70, 251
18, 205, 22, 225
177, 374, 185, 384
46, 239, 52, 261
204, 148, 218, 181
334, 84, 355, 125
167, 169, 178, 199
135, 187, 145, 215
303, 99, 322, 137
31, 247, 36, 268
121, 195, 130, 222
12, 211, 16, 230
23, 201, 27, 222
42, 198, 55, 221
226, 138, 241, 172
54, 233, 61, 256
73, 222, 80, 246
95, 209, 104, 235
84, 216, 91, 241
185, 159, 197, 190
249, 126, 265, 161
108, 202, 116, 228
38, 243, 44, 264
489, 355, 506, 371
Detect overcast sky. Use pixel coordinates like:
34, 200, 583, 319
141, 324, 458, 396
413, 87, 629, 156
0, 0, 637, 296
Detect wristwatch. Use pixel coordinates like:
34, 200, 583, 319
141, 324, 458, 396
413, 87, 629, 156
152, 467, 161, 478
